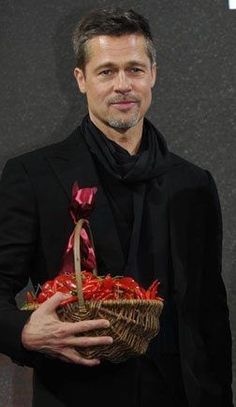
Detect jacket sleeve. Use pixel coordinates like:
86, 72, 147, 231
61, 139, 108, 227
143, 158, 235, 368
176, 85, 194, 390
0, 158, 44, 368
201, 170, 233, 406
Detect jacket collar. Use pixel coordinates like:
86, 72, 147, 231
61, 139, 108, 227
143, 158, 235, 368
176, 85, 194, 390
44, 127, 125, 275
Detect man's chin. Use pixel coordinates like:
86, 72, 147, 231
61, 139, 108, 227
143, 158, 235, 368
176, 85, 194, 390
107, 115, 140, 130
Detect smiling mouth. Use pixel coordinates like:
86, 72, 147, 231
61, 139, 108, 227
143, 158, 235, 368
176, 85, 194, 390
111, 101, 138, 109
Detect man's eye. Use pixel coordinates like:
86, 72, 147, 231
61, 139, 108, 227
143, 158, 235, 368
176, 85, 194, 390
99, 69, 112, 76
130, 67, 143, 73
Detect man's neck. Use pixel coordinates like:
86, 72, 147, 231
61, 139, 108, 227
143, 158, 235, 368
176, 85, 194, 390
89, 114, 143, 155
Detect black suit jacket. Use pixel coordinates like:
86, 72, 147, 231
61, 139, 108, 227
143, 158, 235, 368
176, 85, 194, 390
0, 126, 233, 406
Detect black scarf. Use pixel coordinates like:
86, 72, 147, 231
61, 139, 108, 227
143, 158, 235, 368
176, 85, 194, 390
81, 115, 179, 355
81, 114, 170, 183
83, 115, 169, 283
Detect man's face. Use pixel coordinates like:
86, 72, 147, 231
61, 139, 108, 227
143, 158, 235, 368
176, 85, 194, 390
74, 34, 156, 132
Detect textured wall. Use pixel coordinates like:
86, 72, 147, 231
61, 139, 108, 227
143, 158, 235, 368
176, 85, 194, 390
0, 1, 235, 405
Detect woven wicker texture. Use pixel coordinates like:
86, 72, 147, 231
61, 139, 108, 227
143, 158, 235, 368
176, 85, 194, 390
57, 219, 164, 362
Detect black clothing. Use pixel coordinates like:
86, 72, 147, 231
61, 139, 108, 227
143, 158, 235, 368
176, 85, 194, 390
32, 355, 188, 407
82, 115, 179, 355
0, 116, 233, 406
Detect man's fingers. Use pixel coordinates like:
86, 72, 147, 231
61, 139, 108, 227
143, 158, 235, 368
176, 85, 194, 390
36, 292, 70, 314
35, 295, 111, 335
58, 349, 101, 366
65, 319, 110, 335
65, 335, 113, 348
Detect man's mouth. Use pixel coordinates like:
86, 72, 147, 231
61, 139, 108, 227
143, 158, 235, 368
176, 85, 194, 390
110, 101, 138, 110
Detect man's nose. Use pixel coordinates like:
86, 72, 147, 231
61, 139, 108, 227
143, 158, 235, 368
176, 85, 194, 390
113, 71, 132, 93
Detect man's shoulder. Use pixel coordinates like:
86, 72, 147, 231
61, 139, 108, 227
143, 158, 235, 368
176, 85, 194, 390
4, 127, 81, 168
167, 151, 210, 187
168, 150, 207, 173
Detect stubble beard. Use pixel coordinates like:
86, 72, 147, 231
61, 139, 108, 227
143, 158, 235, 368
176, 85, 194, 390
106, 112, 140, 130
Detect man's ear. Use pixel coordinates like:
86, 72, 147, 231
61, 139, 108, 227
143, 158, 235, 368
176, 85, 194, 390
73, 68, 86, 94
151, 63, 157, 88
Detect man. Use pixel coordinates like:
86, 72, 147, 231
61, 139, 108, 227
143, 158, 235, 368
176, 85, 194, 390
0, 8, 233, 407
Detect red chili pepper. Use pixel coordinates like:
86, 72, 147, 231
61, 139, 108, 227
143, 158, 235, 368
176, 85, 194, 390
38, 291, 52, 303
53, 274, 76, 292
114, 278, 145, 299
60, 295, 78, 306
94, 290, 115, 300
146, 280, 160, 299
117, 277, 138, 289
81, 271, 97, 282
83, 284, 101, 300
101, 274, 114, 290
40, 280, 54, 293
36, 271, 163, 305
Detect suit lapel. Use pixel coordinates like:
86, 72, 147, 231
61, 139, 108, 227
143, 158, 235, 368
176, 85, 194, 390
167, 172, 198, 308
144, 171, 188, 307
168, 196, 188, 307
44, 128, 125, 275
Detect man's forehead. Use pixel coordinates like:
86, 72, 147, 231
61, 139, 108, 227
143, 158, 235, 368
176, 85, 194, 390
87, 34, 146, 53
85, 34, 149, 65
90, 33, 144, 46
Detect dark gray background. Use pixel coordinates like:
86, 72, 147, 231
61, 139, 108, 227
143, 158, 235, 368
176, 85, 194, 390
0, 0, 235, 405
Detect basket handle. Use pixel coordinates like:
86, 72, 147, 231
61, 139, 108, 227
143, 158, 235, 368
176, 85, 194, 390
73, 218, 97, 307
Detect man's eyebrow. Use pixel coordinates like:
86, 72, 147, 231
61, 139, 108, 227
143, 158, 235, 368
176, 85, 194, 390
94, 62, 116, 72
94, 61, 149, 72
126, 61, 148, 67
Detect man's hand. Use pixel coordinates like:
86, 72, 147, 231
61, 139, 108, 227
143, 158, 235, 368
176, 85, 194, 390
21, 292, 113, 366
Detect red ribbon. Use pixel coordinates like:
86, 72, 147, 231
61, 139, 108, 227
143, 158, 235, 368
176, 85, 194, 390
59, 182, 97, 275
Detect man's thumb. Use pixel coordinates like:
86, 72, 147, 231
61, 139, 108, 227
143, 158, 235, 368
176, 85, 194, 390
38, 292, 70, 313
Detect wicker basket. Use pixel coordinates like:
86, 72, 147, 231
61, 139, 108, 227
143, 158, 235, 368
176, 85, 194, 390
57, 219, 164, 363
